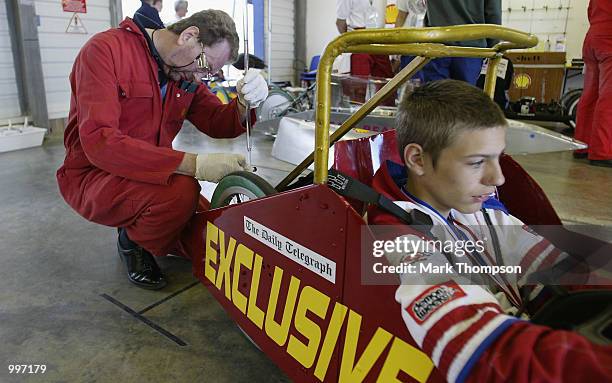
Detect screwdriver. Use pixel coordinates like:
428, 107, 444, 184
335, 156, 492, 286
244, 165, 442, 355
242, 0, 256, 172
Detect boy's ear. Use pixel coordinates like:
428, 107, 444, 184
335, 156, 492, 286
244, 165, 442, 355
177, 26, 200, 46
403, 144, 426, 176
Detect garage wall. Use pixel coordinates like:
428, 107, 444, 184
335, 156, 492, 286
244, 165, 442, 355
565, 0, 589, 60
35, 0, 111, 119
502, 0, 589, 61
265, 0, 295, 83
305, 0, 338, 69
306, 0, 589, 67
0, 0, 22, 120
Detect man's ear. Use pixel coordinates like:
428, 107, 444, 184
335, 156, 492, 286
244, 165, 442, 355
403, 143, 426, 176
177, 26, 200, 46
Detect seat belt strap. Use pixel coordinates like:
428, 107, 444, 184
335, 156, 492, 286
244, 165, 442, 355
327, 169, 433, 230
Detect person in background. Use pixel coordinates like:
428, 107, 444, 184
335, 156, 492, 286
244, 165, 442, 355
419, 0, 501, 85
134, 0, 165, 29
574, 0, 612, 167
57, 10, 268, 290
152, 0, 162, 12
168, 0, 188, 26
336, 0, 393, 78
394, 0, 426, 77
475, 56, 514, 111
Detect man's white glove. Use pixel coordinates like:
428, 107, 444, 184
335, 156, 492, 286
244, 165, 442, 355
236, 69, 268, 108
195, 153, 250, 182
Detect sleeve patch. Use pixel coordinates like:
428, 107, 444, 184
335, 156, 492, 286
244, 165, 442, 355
521, 224, 540, 237
408, 281, 467, 324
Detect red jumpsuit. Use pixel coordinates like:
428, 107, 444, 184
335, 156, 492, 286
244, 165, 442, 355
57, 18, 247, 258
575, 0, 612, 160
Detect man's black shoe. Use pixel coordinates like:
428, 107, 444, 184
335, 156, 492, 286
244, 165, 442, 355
117, 241, 167, 290
590, 159, 612, 168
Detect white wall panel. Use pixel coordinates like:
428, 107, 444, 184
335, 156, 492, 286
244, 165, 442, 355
0, 0, 23, 120
501, 0, 588, 60
265, 0, 295, 83
35, 0, 111, 119
38, 17, 111, 34
306, 0, 338, 68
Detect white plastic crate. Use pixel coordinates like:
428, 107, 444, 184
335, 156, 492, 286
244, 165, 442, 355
0, 126, 46, 153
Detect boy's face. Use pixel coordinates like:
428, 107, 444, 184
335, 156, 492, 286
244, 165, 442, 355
406, 127, 506, 216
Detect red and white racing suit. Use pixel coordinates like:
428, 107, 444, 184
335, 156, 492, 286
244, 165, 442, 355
368, 160, 612, 383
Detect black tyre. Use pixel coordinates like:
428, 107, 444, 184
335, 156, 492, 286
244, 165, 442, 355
561, 89, 582, 128
210, 171, 277, 208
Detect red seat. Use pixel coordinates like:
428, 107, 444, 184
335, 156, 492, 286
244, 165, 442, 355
332, 130, 401, 213
497, 154, 562, 225
497, 155, 611, 267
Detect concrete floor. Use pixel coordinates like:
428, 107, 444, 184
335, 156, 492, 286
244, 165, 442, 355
0, 121, 610, 382
0, 126, 291, 383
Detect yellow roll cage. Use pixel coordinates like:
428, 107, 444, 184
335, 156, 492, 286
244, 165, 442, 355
276, 25, 537, 190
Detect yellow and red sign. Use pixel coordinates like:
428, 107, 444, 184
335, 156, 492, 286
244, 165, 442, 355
62, 0, 86, 13
203, 219, 434, 382
192, 184, 442, 382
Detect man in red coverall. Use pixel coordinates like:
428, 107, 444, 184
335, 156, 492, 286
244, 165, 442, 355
575, 0, 612, 167
56, 10, 268, 289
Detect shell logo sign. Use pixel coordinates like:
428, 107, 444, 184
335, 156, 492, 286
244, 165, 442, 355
385, 5, 398, 24
514, 73, 532, 89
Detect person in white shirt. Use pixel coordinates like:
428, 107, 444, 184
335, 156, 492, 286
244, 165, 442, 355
336, 0, 380, 32
394, 0, 427, 77
335, 0, 393, 78
395, 0, 426, 29
167, 0, 188, 25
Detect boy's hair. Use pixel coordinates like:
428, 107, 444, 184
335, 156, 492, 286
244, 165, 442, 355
395, 79, 507, 166
167, 9, 239, 63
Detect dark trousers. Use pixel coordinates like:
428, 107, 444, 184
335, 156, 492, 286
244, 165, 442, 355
402, 57, 483, 85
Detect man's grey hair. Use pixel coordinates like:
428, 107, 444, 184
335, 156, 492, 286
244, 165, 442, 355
167, 9, 239, 62
174, 0, 187, 12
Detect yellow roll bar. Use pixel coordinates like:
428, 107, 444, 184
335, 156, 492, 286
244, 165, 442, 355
276, 25, 537, 189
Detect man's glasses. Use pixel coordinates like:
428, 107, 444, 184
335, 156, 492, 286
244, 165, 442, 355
169, 43, 214, 80
196, 45, 212, 73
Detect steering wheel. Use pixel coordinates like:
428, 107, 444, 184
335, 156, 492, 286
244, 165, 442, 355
531, 289, 612, 345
